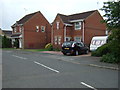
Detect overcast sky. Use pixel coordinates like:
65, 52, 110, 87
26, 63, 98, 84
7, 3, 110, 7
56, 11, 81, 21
0, 0, 109, 30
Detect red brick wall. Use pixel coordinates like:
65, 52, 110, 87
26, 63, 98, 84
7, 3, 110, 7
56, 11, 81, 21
84, 11, 106, 46
52, 11, 106, 49
52, 15, 64, 49
23, 12, 51, 49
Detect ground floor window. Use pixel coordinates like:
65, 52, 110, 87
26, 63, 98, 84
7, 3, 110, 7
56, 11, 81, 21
54, 36, 57, 45
54, 36, 62, 45
58, 36, 61, 45
74, 37, 81, 42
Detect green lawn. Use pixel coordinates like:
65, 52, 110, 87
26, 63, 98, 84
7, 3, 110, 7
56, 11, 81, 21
24, 49, 49, 52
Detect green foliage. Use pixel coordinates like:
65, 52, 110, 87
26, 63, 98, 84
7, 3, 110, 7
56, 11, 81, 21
13, 39, 19, 48
53, 48, 61, 51
45, 43, 53, 51
98, 1, 120, 63
100, 1, 120, 30
100, 53, 119, 63
0, 36, 2, 48
2, 35, 12, 48
91, 44, 110, 57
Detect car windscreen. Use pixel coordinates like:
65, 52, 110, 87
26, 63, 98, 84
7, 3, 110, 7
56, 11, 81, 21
62, 42, 73, 47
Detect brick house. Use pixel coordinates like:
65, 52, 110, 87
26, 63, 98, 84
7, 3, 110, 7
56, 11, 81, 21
11, 11, 51, 49
52, 10, 106, 49
0, 29, 12, 38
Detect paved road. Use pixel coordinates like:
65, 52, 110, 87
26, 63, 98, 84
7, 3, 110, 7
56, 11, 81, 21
2, 49, 118, 88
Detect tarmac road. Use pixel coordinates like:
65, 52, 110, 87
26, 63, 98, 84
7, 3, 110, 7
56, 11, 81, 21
2, 49, 118, 89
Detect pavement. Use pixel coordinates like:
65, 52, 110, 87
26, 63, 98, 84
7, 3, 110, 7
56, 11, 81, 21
41, 51, 119, 70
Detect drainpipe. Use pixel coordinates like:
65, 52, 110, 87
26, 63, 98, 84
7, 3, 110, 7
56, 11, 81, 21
51, 26, 53, 44
22, 25, 24, 49
64, 25, 67, 42
82, 21, 85, 43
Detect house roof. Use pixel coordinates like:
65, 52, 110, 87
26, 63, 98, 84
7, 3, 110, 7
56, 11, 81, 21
2, 30, 12, 37
12, 11, 40, 27
58, 10, 97, 24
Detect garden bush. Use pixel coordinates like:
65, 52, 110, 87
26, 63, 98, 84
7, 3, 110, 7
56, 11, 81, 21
100, 53, 119, 63
45, 43, 53, 51
91, 44, 110, 57
2, 35, 12, 48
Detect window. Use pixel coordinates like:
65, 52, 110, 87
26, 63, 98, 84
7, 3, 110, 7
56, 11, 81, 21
36, 26, 39, 32
58, 36, 61, 45
19, 27, 22, 32
74, 37, 81, 42
77, 42, 84, 47
56, 22, 60, 30
74, 22, 81, 30
54, 36, 57, 45
41, 26, 45, 32
14, 27, 17, 32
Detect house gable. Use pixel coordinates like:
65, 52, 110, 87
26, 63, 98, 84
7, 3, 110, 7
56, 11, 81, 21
84, 10, 106, 45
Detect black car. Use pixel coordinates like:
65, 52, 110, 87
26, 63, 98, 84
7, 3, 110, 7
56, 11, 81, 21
61, 41, 89, 55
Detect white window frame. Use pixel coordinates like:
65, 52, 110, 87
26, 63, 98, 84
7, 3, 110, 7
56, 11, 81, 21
56, 22, 60, 30
14, 27, 16, 32
74, 37, 81, 42
54, 36, 57, 45
36, 26, 39, 32
74, 22, 81, 30
58, 36, 61, 45
19, 27, 22, 32
41, 26, 45, 32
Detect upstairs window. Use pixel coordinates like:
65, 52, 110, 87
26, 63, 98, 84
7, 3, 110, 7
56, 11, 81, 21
36, 26, 39, 32
41, 26, 45, 32
74, 22, 81, 30
19, 27, 22, 32
14, 27, 17, 32
56, 22, 60, 30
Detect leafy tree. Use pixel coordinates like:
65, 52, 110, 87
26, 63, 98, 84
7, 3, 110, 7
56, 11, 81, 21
14, 39, 19, 48
101, 1, 120, 30
2, 35, 12, 48
100, 1, 120, 63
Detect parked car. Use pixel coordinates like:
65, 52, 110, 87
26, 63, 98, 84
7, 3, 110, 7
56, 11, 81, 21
90, 36, 108, 51
61, 41, 89, 56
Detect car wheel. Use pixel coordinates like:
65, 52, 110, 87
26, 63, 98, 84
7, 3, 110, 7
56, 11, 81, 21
85, 50, 89, 54
63, 53, 67, 55
75, 50, 79, 56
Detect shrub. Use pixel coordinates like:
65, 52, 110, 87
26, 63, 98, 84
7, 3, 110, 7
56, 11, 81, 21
45, 43, 53, 51
53, 48, 61, 51
91, 44, 110, 57
13, 39, 19, 48
2, 35, 12, 48
100, 53, 119, 63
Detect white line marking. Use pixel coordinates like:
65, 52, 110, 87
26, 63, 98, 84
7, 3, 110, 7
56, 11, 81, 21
81, 82, 97, 90
34, 61, 60, 73
12, 55, 27, 60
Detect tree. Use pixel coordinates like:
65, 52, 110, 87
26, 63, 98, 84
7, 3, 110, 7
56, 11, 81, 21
2, 35, 12, 48
13, 39, 19, 48
100, 1, 120, 63
101, 1, 120, 30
